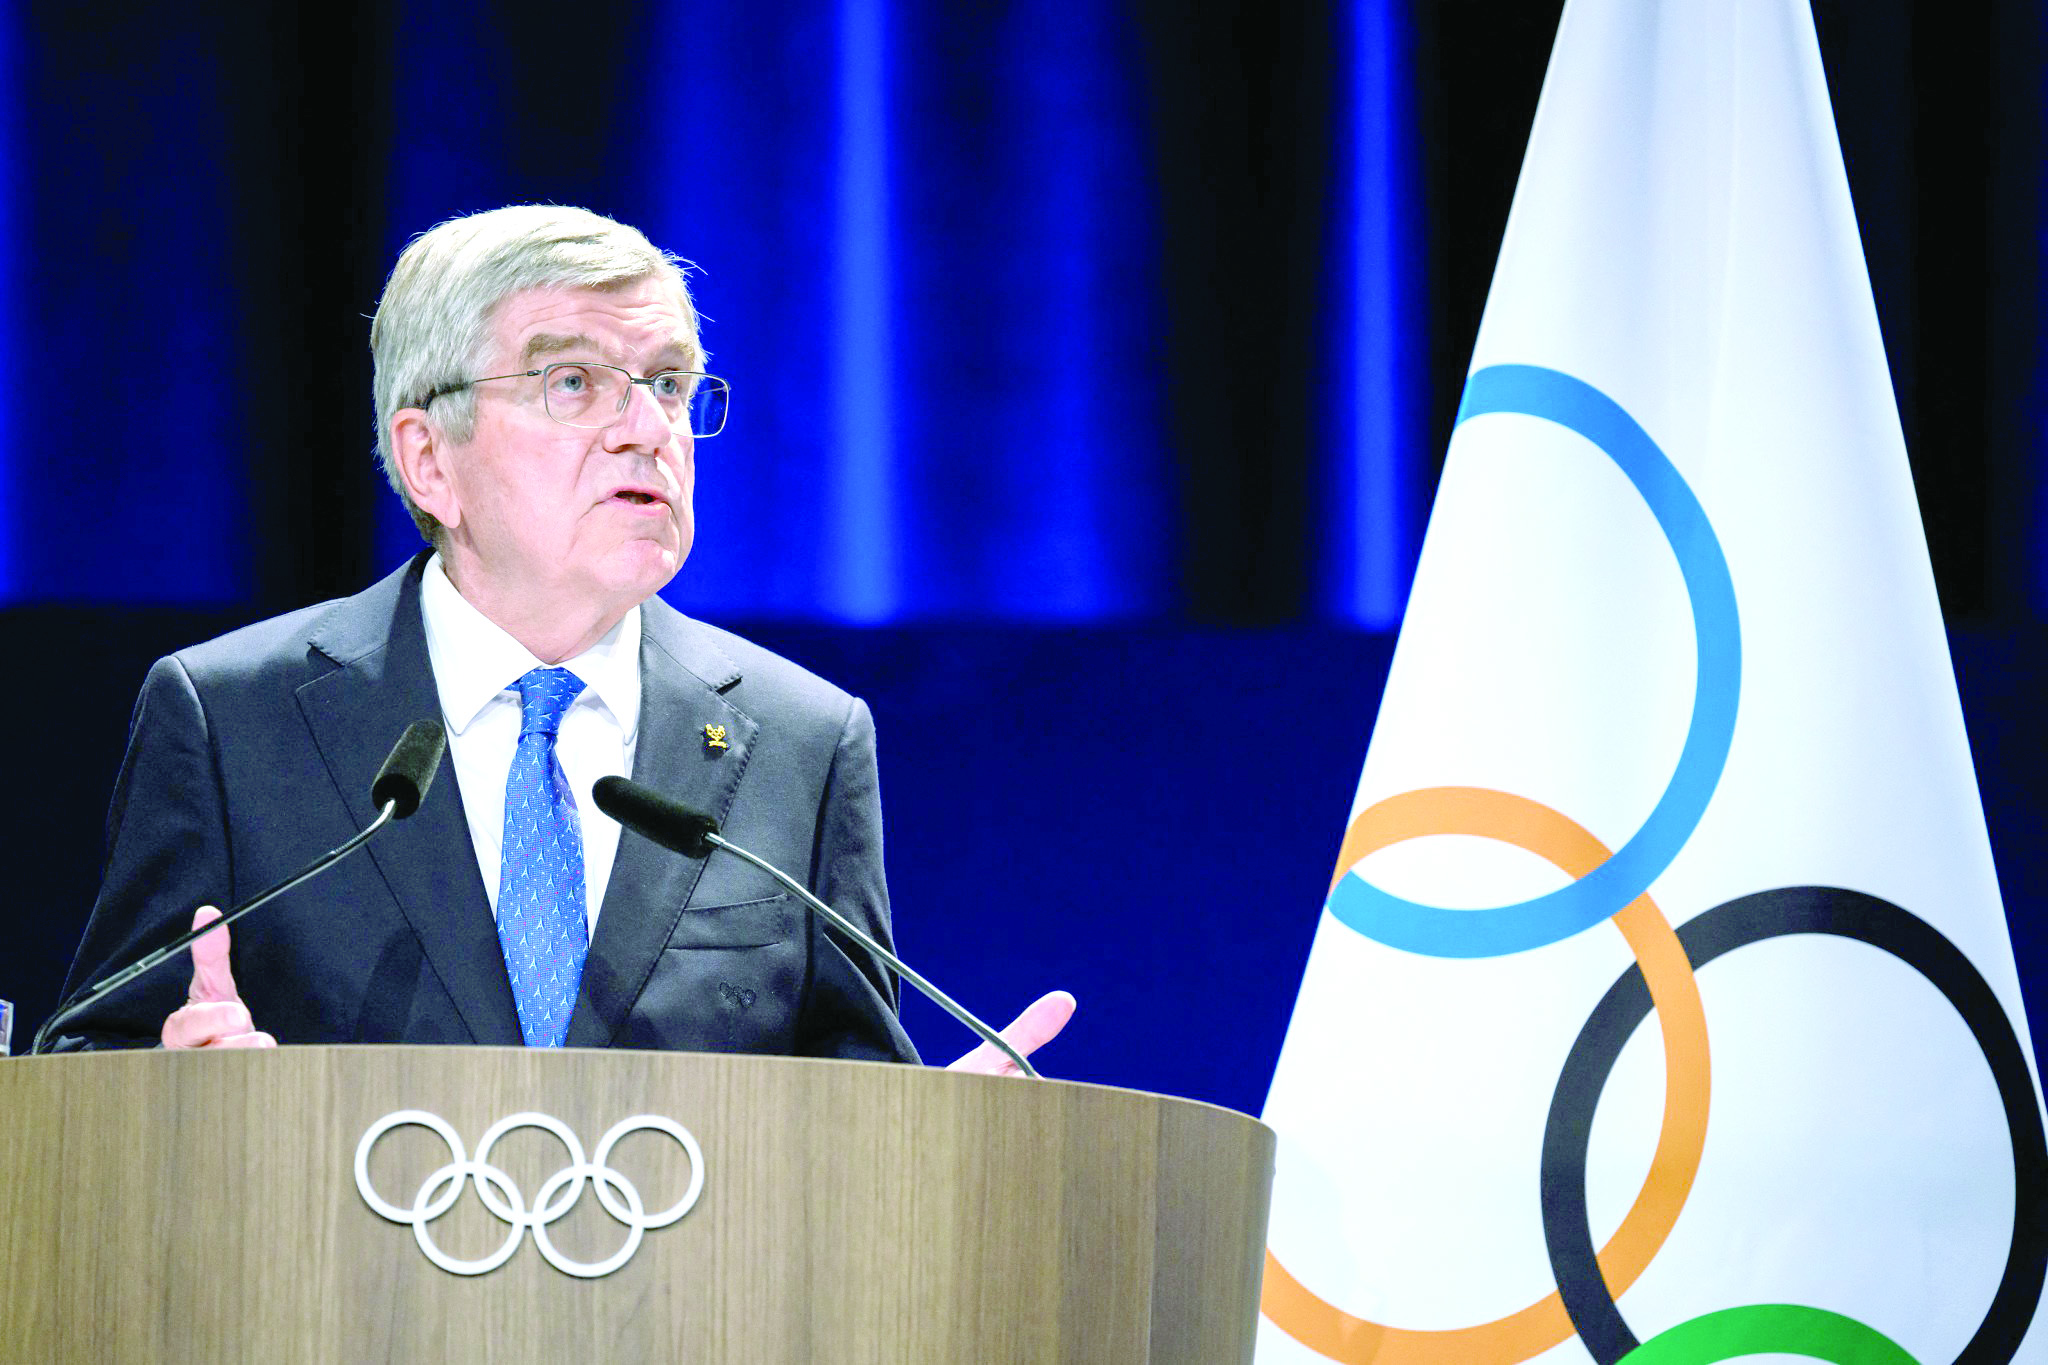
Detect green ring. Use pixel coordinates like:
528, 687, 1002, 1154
1617, 1305, 1919, 1365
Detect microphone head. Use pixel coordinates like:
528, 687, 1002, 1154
370, 718, 448, 819
593, 775, 719, 858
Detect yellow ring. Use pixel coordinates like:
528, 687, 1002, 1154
1261, 787, 1711, 1363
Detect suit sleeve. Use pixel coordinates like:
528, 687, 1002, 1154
50, 655, 233, 1050
796, 696, 921, 1063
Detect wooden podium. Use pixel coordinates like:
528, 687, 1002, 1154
0, 1047, 1273, 1362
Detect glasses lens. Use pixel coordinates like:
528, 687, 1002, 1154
688, 378, 730, 438
541, 363, 631, 428
542, 365, 726, 435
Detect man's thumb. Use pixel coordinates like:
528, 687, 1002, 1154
186, 906, 241, 1004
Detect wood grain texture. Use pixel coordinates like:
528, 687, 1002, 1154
0, 1047, 1273, 1363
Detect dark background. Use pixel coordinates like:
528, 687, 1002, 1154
4, 1, 2043, 1117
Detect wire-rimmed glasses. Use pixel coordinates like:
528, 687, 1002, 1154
425, 363, 730, 437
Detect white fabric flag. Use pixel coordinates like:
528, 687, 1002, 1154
1257, 2, 2047, 1362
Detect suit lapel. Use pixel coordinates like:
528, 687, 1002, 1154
295, 556, 522, 1045
567, 601, 756, 1047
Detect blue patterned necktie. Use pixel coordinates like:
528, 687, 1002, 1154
498, 666, 590, 1047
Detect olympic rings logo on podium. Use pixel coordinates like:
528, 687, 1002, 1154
354, 1109, 705, 1279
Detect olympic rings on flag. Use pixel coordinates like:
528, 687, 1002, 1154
1325, 365, 1742, 958
354, 1109, 705, 1278
1268, 367, 2044, 1361
1261, 787, 1711, 1363
1540, 887, 2048, 1364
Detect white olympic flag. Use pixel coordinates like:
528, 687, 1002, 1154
1257, 1, 2047, 1361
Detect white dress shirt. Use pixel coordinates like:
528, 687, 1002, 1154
418, 554, 640, 935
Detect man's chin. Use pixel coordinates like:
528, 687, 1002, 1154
604, 537, 688, 605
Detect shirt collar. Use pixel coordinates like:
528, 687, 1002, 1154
418, 552, 642, 740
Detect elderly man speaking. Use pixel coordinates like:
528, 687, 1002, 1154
56, 205, 1069, 1071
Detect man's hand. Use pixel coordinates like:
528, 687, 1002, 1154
945, 990, 1076, 1077
160, 907, 278, 1050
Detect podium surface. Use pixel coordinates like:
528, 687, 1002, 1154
0, 1047, 1273, 1363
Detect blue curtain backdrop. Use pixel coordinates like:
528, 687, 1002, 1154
0, 2, 14, 599
7, 6, 247, 603
1324, 0, 1421, 628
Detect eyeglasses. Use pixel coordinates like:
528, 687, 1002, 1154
423, 364, 731, 438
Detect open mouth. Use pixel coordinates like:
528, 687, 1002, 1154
612, 491, 662, 506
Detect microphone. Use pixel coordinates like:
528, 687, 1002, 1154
371, 718, 449, 818
31, 719, 447, 1055
592, 775, 1040, 1079
591, 775, 718, 857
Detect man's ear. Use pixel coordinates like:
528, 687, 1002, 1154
390, 409, 461, 531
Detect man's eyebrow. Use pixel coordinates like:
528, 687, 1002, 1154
650, 337, 701, 371
520, 332, 599, 364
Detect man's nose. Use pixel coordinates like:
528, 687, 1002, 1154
604, 379, 672, 451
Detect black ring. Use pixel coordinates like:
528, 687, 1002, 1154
1538, 886, 2047, 1362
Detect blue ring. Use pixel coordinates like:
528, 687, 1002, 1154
1326, 365, 1741, 958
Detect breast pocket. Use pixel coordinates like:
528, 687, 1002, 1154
663, 892, 798, 951
648, 892, 803, 1052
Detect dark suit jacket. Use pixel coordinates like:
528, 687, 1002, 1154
57, 555, 918, 1060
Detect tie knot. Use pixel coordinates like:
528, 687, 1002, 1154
515, 667, 586, 737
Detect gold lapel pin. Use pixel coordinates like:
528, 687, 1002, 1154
703, 723, 729, 751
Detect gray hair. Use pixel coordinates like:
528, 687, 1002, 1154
370, 204, 706, 540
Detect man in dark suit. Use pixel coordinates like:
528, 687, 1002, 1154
58, 206, 1068, 1068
